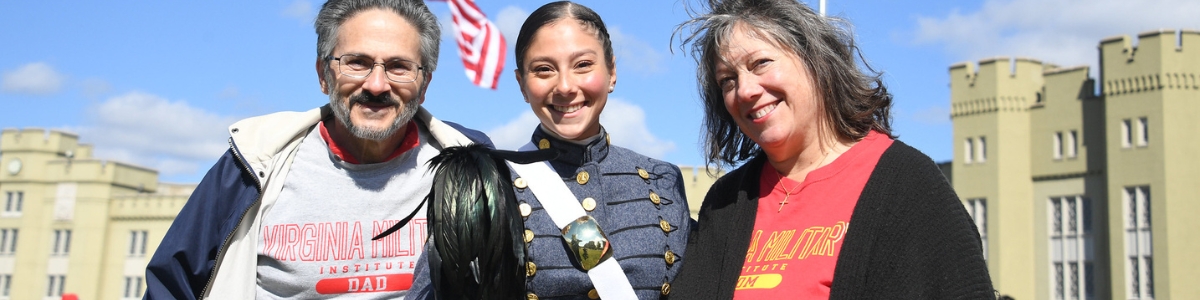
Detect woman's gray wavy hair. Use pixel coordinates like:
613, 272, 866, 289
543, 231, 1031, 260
674, 0, 893, 168
315, 0, 441, 87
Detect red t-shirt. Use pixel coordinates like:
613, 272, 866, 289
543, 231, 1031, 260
733, 131, 893, 299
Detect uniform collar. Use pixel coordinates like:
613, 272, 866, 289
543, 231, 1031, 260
531, 126, 610, 167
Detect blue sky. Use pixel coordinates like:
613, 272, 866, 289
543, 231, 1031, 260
1, 0, 1196, 183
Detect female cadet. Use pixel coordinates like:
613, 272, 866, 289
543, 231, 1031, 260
411, 2, 689, 299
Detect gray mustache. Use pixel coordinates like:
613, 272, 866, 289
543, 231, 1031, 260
350, 92, 399, 106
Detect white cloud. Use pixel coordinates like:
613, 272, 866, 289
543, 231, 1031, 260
913, 0, 1200, 70
80, 78, 111, 99
910, 105, 951, 126
495, 6, 528, 44
486, 110, 541, 150
2, 62, 66, 96
282, 0, 314, 23
600, 98, 676, 158
485, 98, 676, 159
78, 92, 238, 178
610, 26, 664, 74
219, 86, 240, 99
438, 11, 455, 41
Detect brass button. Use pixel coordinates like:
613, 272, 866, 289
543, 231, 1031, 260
588, 289, 600, 299
524, 229, 534, 243
519, 202, 532, 217
576, 171, 590, 185
649, 191, 661, 205
661, 283, 671, 295
665, 250, 677, 266
659, 219, 671, 232
582, 197, 597, 211
637, 167, 649, 180
527, 292, 539, 300
514, 177, 527, 189
526, 261, 537, 277
538, 139, 551, 150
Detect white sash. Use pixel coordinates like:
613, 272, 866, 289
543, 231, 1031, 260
505, 142, 637, 299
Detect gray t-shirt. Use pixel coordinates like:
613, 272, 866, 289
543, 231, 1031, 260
256, 124, 438, 299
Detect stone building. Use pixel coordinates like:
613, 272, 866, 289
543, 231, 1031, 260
0, 128, 190, 300
950, 29, 1199, 299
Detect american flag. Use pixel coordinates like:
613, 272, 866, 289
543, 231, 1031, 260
445, 0, 506, 90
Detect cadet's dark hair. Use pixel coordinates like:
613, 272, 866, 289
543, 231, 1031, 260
514, 1, 614, 71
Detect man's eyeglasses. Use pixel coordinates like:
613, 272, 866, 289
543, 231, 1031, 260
327, 54, 423, 83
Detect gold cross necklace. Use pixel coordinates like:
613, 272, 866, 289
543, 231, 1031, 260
777, 176, 799, 212
776, 148, 835, 212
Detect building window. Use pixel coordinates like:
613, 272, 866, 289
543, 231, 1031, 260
1066, 130, 1078, 158
0, 274, 10, 297
124, 276, 144, 299
964, 137, 974, 164
51, 229, 71, 256
1049, 196, 1093, 300
1124, 186, 1153, 299
2, 191, 21, 216
46, 275, 65, 297
1121, 119, 1132, 148
1053, 132, 1063, 160
129, 230, 148, 257
976, 136, 987, 162
965, 198, 987, 260
0, 229, 16, 255
1136, 117, 1148, 147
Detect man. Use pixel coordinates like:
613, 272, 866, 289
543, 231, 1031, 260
144, 0, 491, 298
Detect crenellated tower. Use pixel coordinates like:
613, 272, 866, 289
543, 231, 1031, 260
1099, 29, 1200, 300
950, 57, 1047, 298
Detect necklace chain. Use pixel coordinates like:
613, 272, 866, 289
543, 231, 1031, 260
777, 175, 798, 212
774, 147, 838, 212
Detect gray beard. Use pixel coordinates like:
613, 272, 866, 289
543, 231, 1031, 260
329, 89, 421, 141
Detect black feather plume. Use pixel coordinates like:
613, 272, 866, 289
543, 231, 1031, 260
425, 144, 528, 300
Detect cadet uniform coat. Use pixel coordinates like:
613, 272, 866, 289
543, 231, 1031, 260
410, 126, 690, 299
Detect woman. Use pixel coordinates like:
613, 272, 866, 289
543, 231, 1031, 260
671, 0, 993, 298
412, 2, 689, 299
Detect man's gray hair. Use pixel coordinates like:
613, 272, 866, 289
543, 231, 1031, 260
315, 0, 441, 86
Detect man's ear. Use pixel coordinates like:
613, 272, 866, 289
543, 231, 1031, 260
419, 72, 433, 104
317, 59, 330, 94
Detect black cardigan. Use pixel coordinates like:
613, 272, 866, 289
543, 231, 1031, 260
671, 141, 994, 299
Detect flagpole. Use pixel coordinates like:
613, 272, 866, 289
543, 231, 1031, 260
819, 0, 826, 16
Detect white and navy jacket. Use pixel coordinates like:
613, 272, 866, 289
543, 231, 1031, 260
143, 105, 490, 299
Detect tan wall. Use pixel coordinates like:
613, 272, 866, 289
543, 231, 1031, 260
679, 166, 723, 220
1157, 30, 1200, 300
1031, 67, 1092, 178
99, 194, 186, 299
1027, 65, 1112, 299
